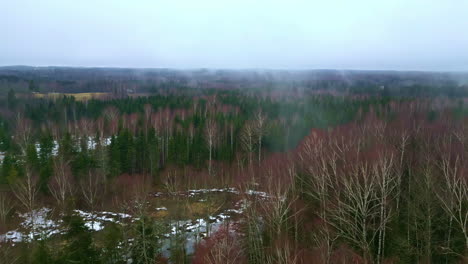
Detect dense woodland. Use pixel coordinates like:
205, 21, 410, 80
0, 69, 467, 263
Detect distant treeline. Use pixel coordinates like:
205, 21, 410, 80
0, 67, 467, 97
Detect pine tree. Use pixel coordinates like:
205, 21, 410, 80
32, 240, 54, 264
130, 215, 163, 264
38, 133, 54, 193
100, 223, 124, 264
0, 124, 11, 152
57, 215, 100, 264
147, 128, 160, 178
107, 135, 120, 177
7, 89, 17, 109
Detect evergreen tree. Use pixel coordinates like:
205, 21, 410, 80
57, 215, 100, 264
7, 89, 17, 109
1, 154, 19, 184
28, 80, 39, 92
100, 223, 124, 264
38, 133, 54, 193
147, 128, 160, 179
107, 136, 120, 177
32, 241, 54, 264
0, 124, 10, 152
130, 216, 163, 264
72, 137, 96, 179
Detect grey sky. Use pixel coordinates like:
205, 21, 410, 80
2, 0, 468, 70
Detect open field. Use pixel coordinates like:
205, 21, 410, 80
33, 92, 110, 101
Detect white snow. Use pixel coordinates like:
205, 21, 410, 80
0, 208, 133, 243
85, 221, 104, 231
1, 186, 267, 249
0, 208, 61, 243
245, 190, 270, 199
73, 210, 132, 230
32, 137, 112, 156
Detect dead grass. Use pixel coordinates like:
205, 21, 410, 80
151, 210, 169, 219
34, 92, 109, 101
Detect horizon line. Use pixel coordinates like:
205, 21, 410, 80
1, 65, 468, 74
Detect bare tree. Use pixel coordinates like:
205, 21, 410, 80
229, 122, 235, 153
261, 167, 297, 240
80, 169, 104, 226
374, 154, 396, 264
205, 233, 245, 264
329, 163, 380, 264
298, 135, 338, 264
0, 246, 19, 264
11, 167, 39, 236
49, 156, 73, 211
265, 240, 301, 264
205, 118, 218, 175
437, 154, 468, 253
103, 106, 120, 135
79, 118, 94, 138
95, 117, 105, 140
15, 112, 32, 155
122, 174, 160, 264
0, 192, 14, 224
394, 132, 409, 211
254, 111, 267, 163
240, 122, 256, 166
143, 104, 153, 135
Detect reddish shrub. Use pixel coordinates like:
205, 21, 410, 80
192, 225, 246, 264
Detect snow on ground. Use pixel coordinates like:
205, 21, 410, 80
35, 141, 59, 156
0, 186, 266, 253
1, 137, 114, 165
0, 208, 132, 243
31, 137, 112, 157
187, 187, 270, 199
162, 210, 239, 257
245, 189, 270, 199
0, 203, 240, 245
154, 187, 270, 199
84, 136, 112, 151
1, 204, 242, 259
73, 210, 132, 231
0, 208, 61, 243
0, 230, 23, 244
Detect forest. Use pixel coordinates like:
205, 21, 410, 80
0, 69, 467, 263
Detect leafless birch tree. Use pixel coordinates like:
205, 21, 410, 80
49, 156, 73, 211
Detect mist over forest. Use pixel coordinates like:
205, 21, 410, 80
1, 66, 467, 97
2, 0, 468, 263
0, 66, 467, 263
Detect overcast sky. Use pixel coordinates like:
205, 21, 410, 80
1, 0, 468, 71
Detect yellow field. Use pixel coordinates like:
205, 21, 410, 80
34, 92, 109, 101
